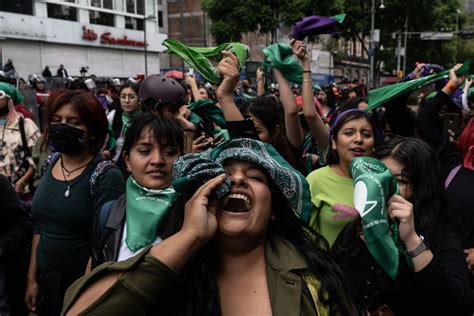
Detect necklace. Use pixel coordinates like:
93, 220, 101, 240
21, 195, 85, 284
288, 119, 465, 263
60, 156, 93, 177
59, 161, 71, 198
59, 156, 93, 198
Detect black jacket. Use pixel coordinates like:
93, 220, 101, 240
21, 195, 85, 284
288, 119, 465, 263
0, 175, 33, 316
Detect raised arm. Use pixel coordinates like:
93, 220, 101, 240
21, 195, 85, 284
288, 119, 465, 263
256, 67, 265, 96
292, 39, 329, 150
216, 51, 244, 122
272, 67, 304, 149
185, 74, 202, 102
64, 174, 226, 315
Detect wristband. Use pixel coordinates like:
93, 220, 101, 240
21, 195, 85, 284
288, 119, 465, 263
302, 70, 311, 73
303, 79, 311, 83
445, 80, 458, 93
406, 235, 429, 258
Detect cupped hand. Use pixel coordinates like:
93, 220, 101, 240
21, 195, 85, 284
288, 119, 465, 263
181, 174, 227, 245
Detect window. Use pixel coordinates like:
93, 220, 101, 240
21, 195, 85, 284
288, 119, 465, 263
47, 3, 77, 21
125, 16, 144, 30
126, 0, 144, 14
157, 10, 163, 27
89, 10, 114, 26
0, 0, 33, 15
91, 0, 113, 10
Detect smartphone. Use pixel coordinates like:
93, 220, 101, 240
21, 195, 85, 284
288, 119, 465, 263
187, 68, 194, 76
442, 112, 462, 139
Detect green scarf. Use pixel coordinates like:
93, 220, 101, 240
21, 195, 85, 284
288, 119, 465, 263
350, 157, 402, 279
262, 43, 303, 84
121, 110, 141, 134
368, 60, 473, 111
163, 39, 250, 84
125, 176, 179, 252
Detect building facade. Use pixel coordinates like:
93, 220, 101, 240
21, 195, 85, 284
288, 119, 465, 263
0, 0, 168, 79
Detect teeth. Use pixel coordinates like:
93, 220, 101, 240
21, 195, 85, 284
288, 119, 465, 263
228, 193, 251, 210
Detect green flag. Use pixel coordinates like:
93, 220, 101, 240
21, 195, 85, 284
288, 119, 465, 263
368, 60, 473, 110
350, 157, 401, 279
262, 43, 303, 84
163, 39, 250, 84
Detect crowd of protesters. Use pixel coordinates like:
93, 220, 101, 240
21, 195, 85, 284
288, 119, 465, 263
0, 24, 473, 316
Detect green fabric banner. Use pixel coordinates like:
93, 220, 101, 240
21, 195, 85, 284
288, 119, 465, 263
163, 39, 250, 84
350, 157, 401, 279
368, 60, 473, 110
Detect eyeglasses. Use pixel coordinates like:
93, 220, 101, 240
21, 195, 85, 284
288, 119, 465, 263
0, 91, 11, 99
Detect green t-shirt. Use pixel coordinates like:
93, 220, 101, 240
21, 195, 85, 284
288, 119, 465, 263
306, 165, 356, 247
32, 156, 124, 275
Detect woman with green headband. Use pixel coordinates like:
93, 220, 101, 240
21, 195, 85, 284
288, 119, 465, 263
0, 82, 40, 196
63, 138, 358, 316
307, 109, 378, 247
331, 137, 474, 315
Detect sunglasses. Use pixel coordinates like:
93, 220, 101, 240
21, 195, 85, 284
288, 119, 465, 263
0, 91, 11, 99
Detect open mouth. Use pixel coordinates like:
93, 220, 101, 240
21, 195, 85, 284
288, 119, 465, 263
350, 148, 365, 156
222, 193, 251, 213
147, 170, 166, 176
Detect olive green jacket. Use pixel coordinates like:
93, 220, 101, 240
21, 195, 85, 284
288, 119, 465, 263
62, 237, 328, 316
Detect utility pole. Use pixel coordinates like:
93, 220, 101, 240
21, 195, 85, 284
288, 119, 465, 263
402, 13, 408, 77
370, 0, 375, 88
396, 31, 402, 78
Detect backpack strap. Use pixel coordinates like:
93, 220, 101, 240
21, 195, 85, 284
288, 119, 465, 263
41, 152, 61, 176
99, 199, 118, 236
18, 117, 32, 158
89, 160, 116, 196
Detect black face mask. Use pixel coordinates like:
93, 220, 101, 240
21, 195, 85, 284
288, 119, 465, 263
0, 105, 9, 116
47, 123, 86, 154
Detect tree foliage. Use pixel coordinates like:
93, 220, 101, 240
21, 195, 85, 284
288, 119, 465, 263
202, 0, 343, 44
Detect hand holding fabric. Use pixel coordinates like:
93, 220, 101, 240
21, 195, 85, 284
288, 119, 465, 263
216, 51, 240, 100
387, 194, 415, 243
449, 64, 467, 88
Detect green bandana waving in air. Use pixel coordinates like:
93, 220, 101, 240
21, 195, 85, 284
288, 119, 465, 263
163, 39, 250, 84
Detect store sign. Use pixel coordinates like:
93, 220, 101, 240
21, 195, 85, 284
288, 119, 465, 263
82, 26, 146, 47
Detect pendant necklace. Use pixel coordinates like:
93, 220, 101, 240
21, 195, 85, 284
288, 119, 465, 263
59, 161, 71, 198
59, 156, 93, 198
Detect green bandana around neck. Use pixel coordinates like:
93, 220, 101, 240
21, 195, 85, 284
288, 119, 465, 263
368, 60, 472, 111
121, 110, 141, 133
350, 157, 402, 279
262, 43, 303, 84
163, 39, 250, 84
125, 176, 179, 252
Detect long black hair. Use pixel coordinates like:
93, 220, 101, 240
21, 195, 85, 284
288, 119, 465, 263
373, 136, 453, 245
243, 96, 308, 175
156, 162, 358, 315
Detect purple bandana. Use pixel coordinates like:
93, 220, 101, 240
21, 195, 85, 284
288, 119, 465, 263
292, 14, 346, 41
